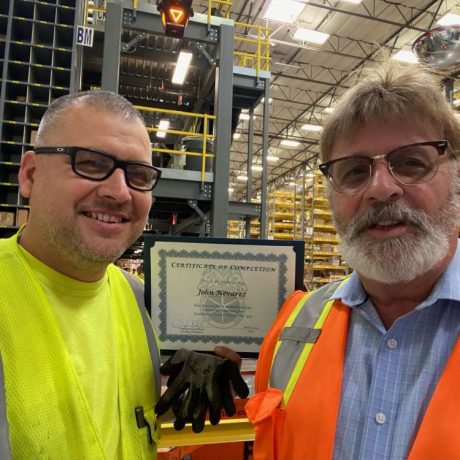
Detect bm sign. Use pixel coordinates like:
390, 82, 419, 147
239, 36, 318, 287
76, 26, 94, 47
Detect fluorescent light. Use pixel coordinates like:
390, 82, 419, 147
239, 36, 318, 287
251, 164, 263, 172
341, 0, 362, 3
172, 50, 193, 85
301, 123, 322, 132
288, 181, 296, 186
228, 187, 234, 193
237, 174, 249, 181
156, 119, 170, 138
392, 49, 418, 64
293, 27, 330, 44
233, 132, 241, 140
264, 0, 304, 24
437, 12, 460, 26
261, 97, 273, 104
280, 139, 300, 148
267, 154, 279, 162
323, 107, 334, 114
239, 113, 250, 121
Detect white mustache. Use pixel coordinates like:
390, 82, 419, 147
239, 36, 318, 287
346, 202, 430, 239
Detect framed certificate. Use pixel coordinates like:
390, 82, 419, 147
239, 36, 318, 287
144, 236, 305, 357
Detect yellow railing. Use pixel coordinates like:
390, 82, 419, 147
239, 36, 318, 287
207, 0, 232, 24
135, 106, 216, 183
83, 0, 271, 75
84, 0, 106, 27
234, 22, 271, 75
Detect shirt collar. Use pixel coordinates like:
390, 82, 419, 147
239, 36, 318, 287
330, 239, 460, 309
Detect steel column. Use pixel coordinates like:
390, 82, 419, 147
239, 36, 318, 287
101, 0, 123, 92
260, 79, 270, 239
0, 0, 14, 149
245, 107, 254, 237
211, 23, 234, 237
70, 0, 85, 92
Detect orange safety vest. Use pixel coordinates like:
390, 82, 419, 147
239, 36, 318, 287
246, 285, 460, 460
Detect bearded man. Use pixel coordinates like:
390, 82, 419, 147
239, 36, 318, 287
246, 61, 460, 460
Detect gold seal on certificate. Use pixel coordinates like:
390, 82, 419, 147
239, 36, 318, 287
145, 236, 305, 355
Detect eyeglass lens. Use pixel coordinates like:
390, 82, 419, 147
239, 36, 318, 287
329, 144, 441, 194
73, 149, 156, 190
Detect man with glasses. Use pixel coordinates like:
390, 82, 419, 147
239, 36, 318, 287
246, 61, 460, 460
0, 90, 245, 459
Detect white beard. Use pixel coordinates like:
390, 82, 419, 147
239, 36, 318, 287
333, 179, 460, 284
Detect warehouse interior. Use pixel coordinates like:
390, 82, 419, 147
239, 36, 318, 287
1, 0, 460, 457
2, 0, 459, 289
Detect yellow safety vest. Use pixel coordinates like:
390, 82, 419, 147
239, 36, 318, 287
0, 234, 160, 459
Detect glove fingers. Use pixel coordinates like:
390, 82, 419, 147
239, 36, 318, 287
191, 391, 208, 433
183, 385, 201, 420
228, 361, 250, 398
208, 394, 222, 425
160, 359, 184, 376
155, 381, 188, 416
221, 384, 236, 416
173, 416, 187, 431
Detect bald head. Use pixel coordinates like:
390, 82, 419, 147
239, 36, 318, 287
35, 90, 146, 146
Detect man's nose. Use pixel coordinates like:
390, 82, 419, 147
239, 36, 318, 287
363, 160, 404, 202
96, 167, 132, 201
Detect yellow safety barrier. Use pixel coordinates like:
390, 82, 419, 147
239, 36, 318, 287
234, 22, 271, 75
207, 0, 232, 24
135, 105, 216, 183
84, 0, 271, 75
84, 0, 106, 27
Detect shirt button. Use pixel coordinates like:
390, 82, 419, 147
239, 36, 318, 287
375, 412, 386, 425
387, 338, 398, 349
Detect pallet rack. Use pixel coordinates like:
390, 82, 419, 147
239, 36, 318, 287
305, 171, 347, 289
228, 175, 348, 289
0, 0, 76, 237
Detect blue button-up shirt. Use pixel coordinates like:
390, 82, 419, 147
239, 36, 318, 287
332, 240, 460, 460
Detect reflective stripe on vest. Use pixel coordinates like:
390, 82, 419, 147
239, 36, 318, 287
270, 279, 348, 407
120, 269, 161, 401
0, 354, 12, 460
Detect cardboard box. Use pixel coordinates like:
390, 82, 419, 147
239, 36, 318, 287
16, 209, 29, 227
0, 212, 15, 227
30, 130, 38, 145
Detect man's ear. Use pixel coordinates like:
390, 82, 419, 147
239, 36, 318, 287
18, 151, 38, 199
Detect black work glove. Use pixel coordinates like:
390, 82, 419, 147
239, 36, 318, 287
155, 349, 249, 433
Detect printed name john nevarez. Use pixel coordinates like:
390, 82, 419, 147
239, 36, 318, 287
170, 262, 276, 272
197, 288, 247, 297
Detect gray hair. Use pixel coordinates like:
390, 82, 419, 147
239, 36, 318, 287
320, 60, 460, 162
35, 90, 145, 145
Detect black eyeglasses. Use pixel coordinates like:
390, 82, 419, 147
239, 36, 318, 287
318, 140, 449, 195
34, 146, 161, 192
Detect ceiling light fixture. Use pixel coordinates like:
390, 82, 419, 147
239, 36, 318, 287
437, 12, 460, 26
237, 174, 249, 181
233, 132, 241, 140
251, 164, 263, 172
267, 154, 279, 162
392, 49, 418, 64
172, 50, 193, 85
293, 27, 330, 44
264, 0, 305, 24
280, 139, 300, 148
323, 107, 334, 113
301, 123, 322, 132
156, 119, 170, 138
